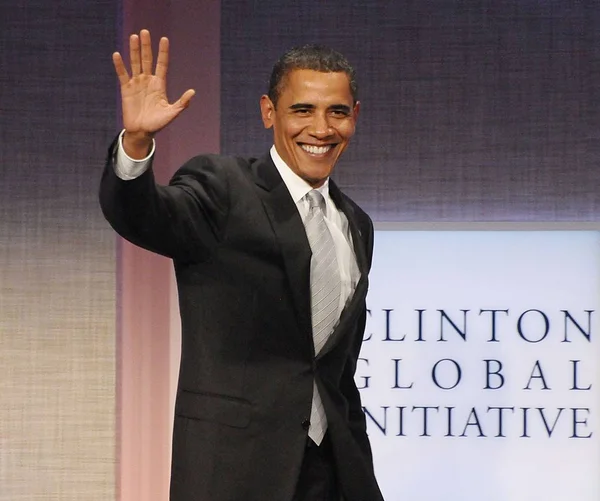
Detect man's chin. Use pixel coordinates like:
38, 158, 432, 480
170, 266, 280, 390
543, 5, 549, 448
301, 168, 334, 188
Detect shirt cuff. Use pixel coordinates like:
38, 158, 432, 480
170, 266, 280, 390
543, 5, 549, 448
113, 129, 156, 180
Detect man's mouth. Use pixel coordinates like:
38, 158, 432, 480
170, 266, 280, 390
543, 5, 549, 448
300, 144, 334, 155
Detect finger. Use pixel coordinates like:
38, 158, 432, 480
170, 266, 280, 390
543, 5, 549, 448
130, 34, 140, 76
140, 29, 153, 75
112, 52, 130, 86
176, 89, 196, 109
155, 37, 169, 80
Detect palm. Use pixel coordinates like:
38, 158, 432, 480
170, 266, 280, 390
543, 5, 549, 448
113, 30, 195, 137
121, 74, 178, 133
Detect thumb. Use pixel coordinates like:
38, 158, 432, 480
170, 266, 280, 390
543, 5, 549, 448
175, 89, 196, 110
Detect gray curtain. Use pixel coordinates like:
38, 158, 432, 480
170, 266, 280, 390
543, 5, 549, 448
0, 2, 118, 500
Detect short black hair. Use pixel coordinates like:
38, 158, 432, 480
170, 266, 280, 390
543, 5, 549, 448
267, 45, 358, 107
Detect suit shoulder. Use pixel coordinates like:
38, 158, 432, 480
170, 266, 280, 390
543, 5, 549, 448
175, 154, 255, 176
169, 154, 259, 190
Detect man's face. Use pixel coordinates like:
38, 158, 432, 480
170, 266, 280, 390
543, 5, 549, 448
260, 69, 360, 188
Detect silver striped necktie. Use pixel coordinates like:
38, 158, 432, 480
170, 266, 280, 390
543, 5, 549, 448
304, 189, 341, 444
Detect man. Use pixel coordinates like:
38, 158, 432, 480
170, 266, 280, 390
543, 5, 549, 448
101, 29, 384, 501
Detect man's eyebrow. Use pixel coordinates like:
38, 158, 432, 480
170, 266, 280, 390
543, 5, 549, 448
289, 103, 316, 110
329, 104, 352, 113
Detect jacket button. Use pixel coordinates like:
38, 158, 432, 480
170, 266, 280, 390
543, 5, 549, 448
301, 418, 310, 430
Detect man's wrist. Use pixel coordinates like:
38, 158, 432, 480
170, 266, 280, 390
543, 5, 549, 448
122, 130, 154, 160
114, 129, 155, 180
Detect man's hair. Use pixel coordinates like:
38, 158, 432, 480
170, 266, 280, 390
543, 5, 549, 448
267, 44, 358, 107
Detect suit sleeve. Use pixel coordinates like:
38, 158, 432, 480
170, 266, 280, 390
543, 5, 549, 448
339, 214, 375, 462
99, 137, 232, 262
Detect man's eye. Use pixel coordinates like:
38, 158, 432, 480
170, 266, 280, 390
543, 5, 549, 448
295, 109, 310, 114
331, 110, 349, 117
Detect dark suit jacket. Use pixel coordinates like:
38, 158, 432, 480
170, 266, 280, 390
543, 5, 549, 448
100, 141, 384, 501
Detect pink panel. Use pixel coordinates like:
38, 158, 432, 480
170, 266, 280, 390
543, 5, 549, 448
117, 2, 220, 500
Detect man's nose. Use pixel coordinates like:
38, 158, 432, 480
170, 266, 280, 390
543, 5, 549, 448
309, 114, 333, 138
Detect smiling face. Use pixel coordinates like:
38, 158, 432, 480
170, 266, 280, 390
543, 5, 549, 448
260, 69, 360, 188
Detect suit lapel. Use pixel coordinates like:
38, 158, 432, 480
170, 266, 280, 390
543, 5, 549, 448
329, 180, 368, 275
251, 155, 314, 347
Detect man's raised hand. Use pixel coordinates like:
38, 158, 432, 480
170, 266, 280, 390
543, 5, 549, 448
112, 29, 195, 158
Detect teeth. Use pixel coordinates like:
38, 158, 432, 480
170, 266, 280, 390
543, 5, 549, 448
301, 144, 332, 155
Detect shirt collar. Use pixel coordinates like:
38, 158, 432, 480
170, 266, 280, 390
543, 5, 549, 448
270, 145, 330, 204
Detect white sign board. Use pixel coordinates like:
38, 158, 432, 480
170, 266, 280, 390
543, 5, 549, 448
360, 231, 599, 501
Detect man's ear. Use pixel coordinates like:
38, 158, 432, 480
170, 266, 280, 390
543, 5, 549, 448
353, 100, 360, 121
260, 95, 275, 129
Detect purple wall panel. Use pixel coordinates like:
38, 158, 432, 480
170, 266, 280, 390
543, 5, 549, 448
220, 0, 599, 221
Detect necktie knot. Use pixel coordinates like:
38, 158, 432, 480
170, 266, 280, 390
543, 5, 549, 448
306, 190, 325, 213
